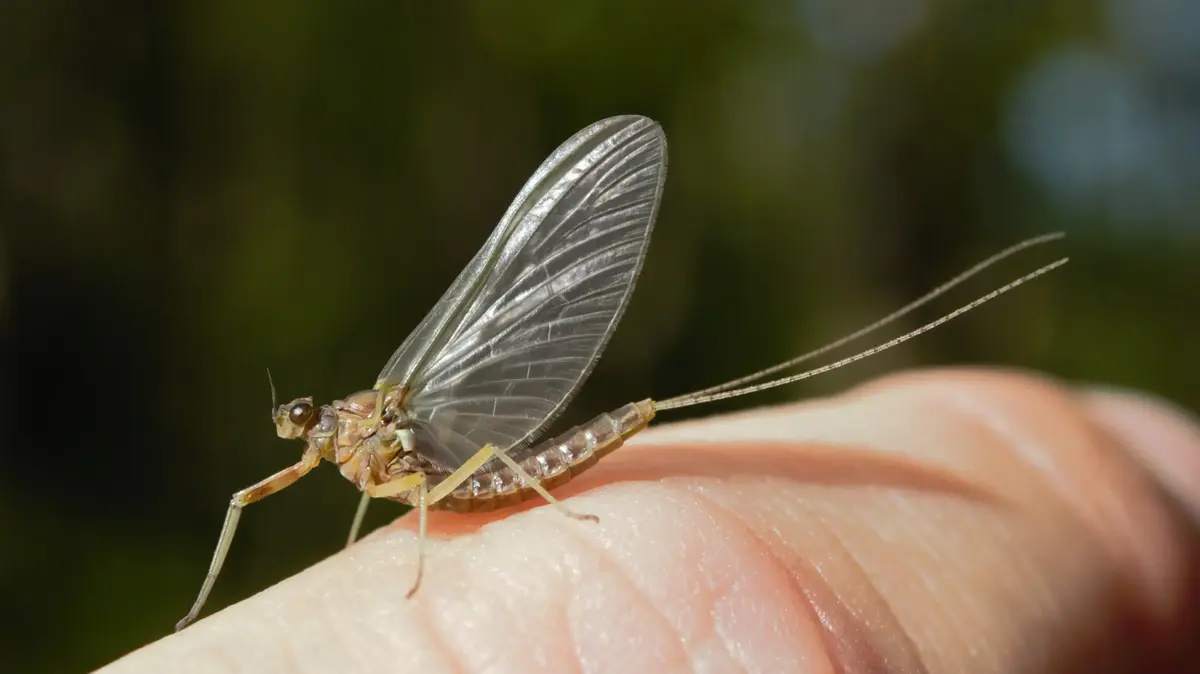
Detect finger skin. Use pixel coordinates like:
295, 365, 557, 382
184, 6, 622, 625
1082, 387, 1200, 523
97, 368, 1200, 674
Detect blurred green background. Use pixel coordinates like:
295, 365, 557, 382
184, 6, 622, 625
1, 0, 1197, 671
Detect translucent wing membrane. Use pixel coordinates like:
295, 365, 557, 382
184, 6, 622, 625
379, 116, 667, 468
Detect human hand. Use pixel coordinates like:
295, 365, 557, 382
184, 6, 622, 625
98, 368, 1200, 673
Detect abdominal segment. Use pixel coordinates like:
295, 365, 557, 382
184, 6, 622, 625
404, 399, 656, 513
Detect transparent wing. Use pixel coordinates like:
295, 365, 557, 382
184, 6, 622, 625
378, 116, 667, 468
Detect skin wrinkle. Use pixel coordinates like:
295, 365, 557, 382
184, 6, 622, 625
431, 497, 721, 671
927, 377, 1108, 512
672, 486, 772, 671
550, 515, 693, 672
507, 544, 588, 674
827, 376, 1086, 507
366, 536, 491, 673
768, 477, 1089, 671
668, 485, 815, 674
1079, 419, 1197, 628
865, 494, 989, 671
533, 510, 685, 671
921, 374, 1187, 622
1062, 419, 1200, 665
352, 538, 473, 674
423, 520, 581, 672
424, 553, 516, 672
836, 374, 1180, 666
558, 482, 819, 673
841, 391, 1048, 512
585, 485, 732, 670
804, 501, 927, 674
659, 486, 738, 668
840, 374, 1190, 671
786, 491, 929, 674
667, 453, 1012, 666
576, 440, 1002, 511
609, 402, 1014, 509
681, 484, 842, 674
552, 604, 587, 674
319, 539, 441, 671
696, 474, 916, 666
880, 491, 1094, 673
684, 487, 795, 674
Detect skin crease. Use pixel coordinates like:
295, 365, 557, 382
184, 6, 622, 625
96, 368, 1200, 674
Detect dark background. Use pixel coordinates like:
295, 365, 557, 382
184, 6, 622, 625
1, 1, 1197, 672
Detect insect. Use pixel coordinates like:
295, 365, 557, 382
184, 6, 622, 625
175, 115, 1068, 631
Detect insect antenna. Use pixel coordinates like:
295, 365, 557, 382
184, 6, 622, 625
267, 367, 278, 419
655, 254, 1068, 412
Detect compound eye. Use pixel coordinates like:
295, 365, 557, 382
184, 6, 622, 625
288, 402, 314, 425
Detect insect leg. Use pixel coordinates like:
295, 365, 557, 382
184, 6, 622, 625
175, 446, 321, 631
360, 444, 493, 507
425, 444, 498, 503
363, 472, 430, 597
406, 478, 428, 599
346, 492, 371, 547
490, 449, 599, 523
357, 446, 499, 598
364, 470, 427, 499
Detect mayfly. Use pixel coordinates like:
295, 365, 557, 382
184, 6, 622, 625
176, 115, 1068, 630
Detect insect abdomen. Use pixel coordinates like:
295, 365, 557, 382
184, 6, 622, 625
437, 399, 655, 513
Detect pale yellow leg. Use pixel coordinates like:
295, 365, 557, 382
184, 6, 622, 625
406, 478, 427, 598
356, 445, 514, 601
357, 441, 597, 603
364, 471, 430, 598
359, 448, 493, 599
426, 444, 499, 504
346, 492, 371, 547
365, 470, 428, 499
490, 449, 598, 523
176, 446, 321, 632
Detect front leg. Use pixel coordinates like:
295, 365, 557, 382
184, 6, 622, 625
176, 446, 321, 631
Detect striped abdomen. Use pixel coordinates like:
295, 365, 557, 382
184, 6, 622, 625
435, 399, 656, 514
